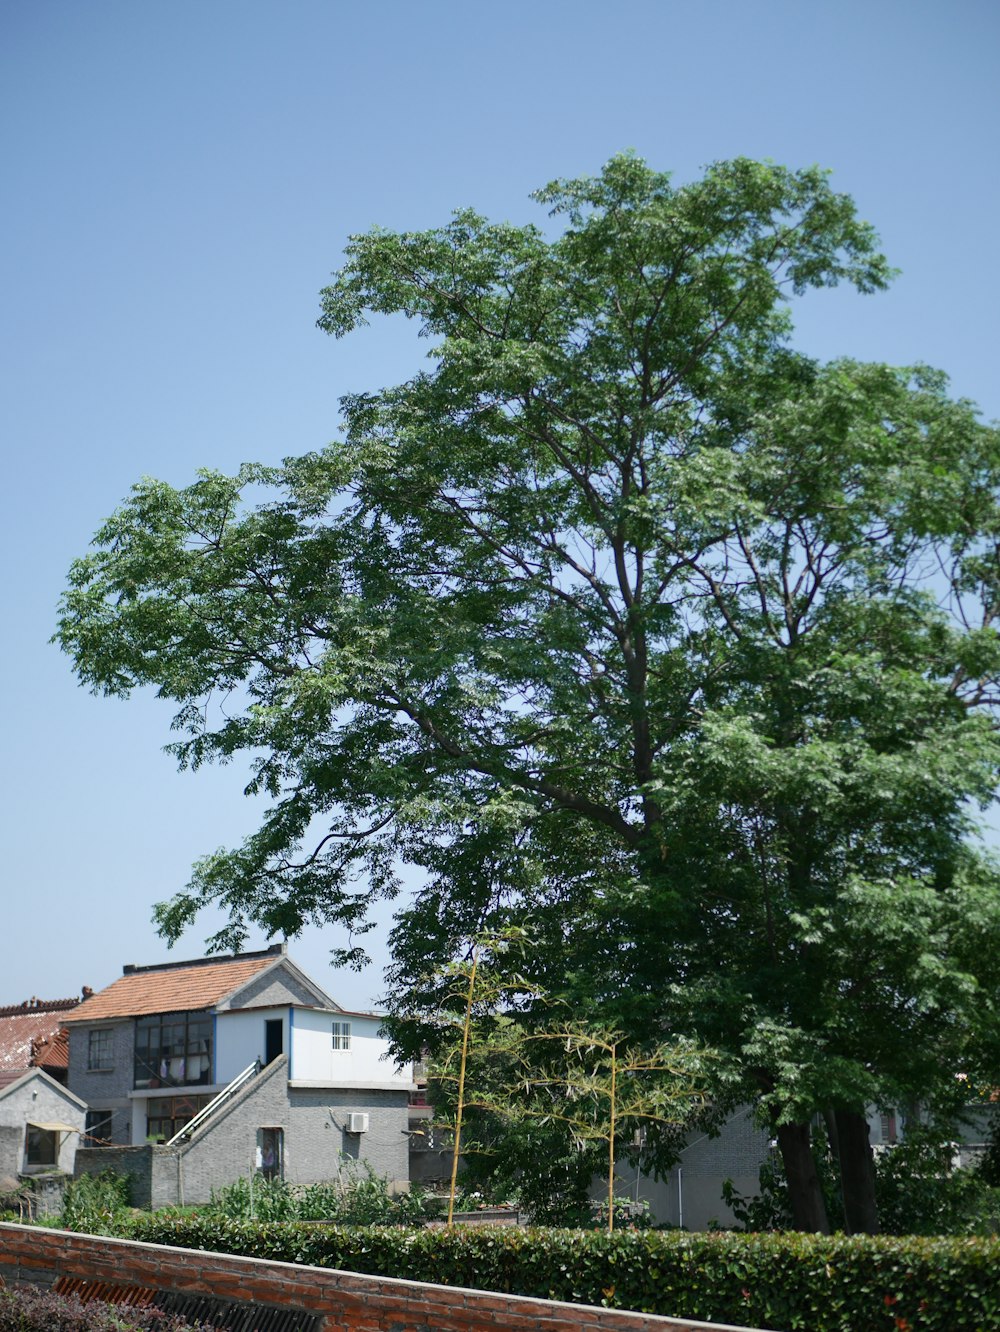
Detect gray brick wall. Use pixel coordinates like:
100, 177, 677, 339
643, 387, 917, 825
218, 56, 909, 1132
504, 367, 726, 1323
73, 1053, 409, 1207
220, 966, 324, 1011
74, 1145, 180, 1210
66, 1022, 135, 1144
75, 1145, 155, 1205
609, 1109, 773, 1230
172, 1056, 409, 1204
677, 1109, 771, 1178
287, 1086, 409, 1186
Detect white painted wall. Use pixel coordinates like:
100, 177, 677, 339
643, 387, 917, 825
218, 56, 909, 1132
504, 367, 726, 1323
215, 1008, 289, 1083
289, 1009, 410, 1086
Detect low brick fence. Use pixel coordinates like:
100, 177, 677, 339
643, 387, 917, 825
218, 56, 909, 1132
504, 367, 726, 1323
0, 1223, 770, 1332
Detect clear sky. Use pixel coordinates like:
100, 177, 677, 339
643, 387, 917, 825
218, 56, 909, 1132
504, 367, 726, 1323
2, 0, 997, 1013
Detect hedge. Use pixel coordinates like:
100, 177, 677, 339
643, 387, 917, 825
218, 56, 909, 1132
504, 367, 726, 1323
115, 1216, 1000, 1332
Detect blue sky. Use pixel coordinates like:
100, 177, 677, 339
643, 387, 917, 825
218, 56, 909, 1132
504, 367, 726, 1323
2, 0, 997, 1012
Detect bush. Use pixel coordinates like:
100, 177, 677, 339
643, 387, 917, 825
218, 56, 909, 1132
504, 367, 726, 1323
203, 1176, 298, 1223
723, 1127, 1000, 1237
875, 1130, 1000, 1236
117, 1214, 1000, 1331
457, 1122, 601, 1226
203, 1160, 436, 1226
0, 1285, 206, 1332
60, 1171, 132, 1235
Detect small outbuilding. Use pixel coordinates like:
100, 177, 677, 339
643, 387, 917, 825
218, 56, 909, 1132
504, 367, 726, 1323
0, 1067, 86, 1180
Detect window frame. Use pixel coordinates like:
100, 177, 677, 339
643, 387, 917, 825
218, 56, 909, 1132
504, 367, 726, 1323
331, 1020, 352, 1051
85, 1109, 114, 1144
134, 1010, 213, 1089
145, 1094, 213, 1143
25, 1125, 58, 1167
86, 1027, 114, 1072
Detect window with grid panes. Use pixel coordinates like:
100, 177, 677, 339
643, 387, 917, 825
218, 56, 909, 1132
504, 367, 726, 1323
331, 1020, 351, 1050
145, 1094, 213, 1142
134, 1011, 212, 1088
87, 1027, 113, 1071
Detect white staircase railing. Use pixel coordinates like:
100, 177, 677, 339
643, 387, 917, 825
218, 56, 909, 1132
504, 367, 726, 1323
166, 1059, 261, 1146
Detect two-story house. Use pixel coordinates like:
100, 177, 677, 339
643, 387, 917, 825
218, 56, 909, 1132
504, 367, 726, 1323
64, 944, 412, 1206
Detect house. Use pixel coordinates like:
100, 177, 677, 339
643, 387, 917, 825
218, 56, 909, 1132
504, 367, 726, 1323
0, 1068, 87, 1184
64, 944, 412, 1206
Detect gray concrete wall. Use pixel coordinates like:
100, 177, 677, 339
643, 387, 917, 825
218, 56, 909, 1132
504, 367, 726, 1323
28, 1174, 69, 1218
66, 1021, 135, 1144
0, 1126, 22, 1182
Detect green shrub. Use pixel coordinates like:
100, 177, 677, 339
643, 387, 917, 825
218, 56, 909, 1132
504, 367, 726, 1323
204, 1176, 298, 1223
60, 1170, 132, 1235
116, 1215, 1000, 1331
875, 1130, 1000, 1236
203, 1161, 436, 1226
724, 1127, 1000, 1237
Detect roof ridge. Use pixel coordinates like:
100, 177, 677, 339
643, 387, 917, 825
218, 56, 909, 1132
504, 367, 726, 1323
121, 944, 286, 976
0, 998, 82, 1018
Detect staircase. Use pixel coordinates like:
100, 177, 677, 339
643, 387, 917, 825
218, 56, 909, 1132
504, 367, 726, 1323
165, 1059, 261, 1146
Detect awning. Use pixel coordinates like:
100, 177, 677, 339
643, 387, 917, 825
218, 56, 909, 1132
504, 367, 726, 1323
27, 1121, 80, 1134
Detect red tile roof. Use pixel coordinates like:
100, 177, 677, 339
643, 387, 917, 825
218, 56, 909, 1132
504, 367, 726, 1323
32, 1029, 69, 1071
0, 999, 82, 1075
64, 952, 281, 1022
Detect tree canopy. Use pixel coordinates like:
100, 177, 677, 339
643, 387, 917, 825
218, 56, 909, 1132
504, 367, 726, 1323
57, 154, 1000, 1232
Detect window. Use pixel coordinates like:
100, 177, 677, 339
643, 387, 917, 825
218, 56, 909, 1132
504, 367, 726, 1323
134, 1011, 212, 1089
331, 1021, 351, 1050
25, 1126, 58, 1166
145, 1094, 213, 1143
87, 1028, 113, 1071
85, 1110, 113, 1144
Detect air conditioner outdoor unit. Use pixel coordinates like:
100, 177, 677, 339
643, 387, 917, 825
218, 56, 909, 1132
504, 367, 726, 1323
347, 1113, 369, 1133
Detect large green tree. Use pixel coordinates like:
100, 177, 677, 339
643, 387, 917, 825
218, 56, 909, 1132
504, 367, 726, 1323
57, 155, 1000, 1232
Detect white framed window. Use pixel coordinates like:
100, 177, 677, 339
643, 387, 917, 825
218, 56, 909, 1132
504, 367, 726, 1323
87, 1028, 113, 1071
331, 1021, 351, 1051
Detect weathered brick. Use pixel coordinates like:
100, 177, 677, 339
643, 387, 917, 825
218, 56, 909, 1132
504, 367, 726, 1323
0, 1223, 760, 1332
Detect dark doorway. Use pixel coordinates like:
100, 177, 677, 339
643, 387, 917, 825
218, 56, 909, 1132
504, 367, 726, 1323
264, 1019, 283, 1065
257, 1126, 283, 1181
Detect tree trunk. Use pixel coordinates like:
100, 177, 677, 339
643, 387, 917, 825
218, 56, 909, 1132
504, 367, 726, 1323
835, 1108, 879, 1235
776, 1122, 830, 1233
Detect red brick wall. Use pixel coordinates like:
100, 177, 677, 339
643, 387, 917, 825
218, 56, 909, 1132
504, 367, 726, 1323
0, 1223, 762, 1332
